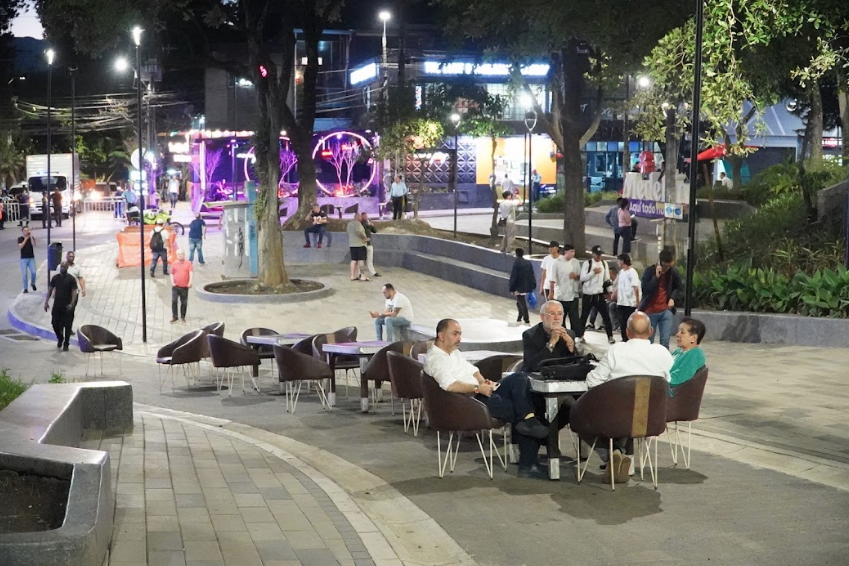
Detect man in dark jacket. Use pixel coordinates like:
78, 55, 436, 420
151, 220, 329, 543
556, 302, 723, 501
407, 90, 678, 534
522, 300, 578, 372
508, 248, 537, 325
639, 249, 685, 349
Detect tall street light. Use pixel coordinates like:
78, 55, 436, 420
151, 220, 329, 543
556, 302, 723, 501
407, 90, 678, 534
133, 25, 148, 343
684, 1, 704, 317
46, 48, 55, 262
379, 10, 391, 76
450, 112, 461, 238
70, 66, 77, 252
523, 95, 538, 256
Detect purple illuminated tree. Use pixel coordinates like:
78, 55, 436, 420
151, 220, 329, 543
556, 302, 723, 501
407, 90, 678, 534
326, 139, 362, 195
278, 147, 297, 194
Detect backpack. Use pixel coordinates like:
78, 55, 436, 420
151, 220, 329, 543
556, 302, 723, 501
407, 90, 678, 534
150, 229, 165, 251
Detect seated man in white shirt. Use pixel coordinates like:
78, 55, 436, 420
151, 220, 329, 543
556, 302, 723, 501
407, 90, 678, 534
370, 283, 414, 341
424, 319, 550, 479
584, 311, 673, 483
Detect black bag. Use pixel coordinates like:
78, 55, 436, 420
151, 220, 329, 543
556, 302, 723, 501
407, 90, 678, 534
150, 229, 165, 252
537, 354, 598, 381
497, 217, 507, 227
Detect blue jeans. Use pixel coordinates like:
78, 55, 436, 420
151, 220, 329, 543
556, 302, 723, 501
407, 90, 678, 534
374, 316, 411, 341
647, 309, 673, 349
304, 225, 325, 244
20, 258, 36, 290
151, 250, 168, 275
189, 238, 204, 264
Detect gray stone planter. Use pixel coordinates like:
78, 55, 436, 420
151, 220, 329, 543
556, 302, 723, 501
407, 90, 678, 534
197, 278, 334, 304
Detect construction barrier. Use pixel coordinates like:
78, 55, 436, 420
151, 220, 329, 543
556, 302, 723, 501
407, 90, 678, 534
116, 225, 178, 268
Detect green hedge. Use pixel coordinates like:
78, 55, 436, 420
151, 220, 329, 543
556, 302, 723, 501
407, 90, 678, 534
535, 190, 622, 213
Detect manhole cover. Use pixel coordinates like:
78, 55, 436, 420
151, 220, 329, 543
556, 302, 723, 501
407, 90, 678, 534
0, 329, 20, 335
3, 335, 40, 341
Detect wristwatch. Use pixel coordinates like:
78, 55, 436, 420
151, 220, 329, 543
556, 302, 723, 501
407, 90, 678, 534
546, 342, 555, 352
474, 385, 480, 394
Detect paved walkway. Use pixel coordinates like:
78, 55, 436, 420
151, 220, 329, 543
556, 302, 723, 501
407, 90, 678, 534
6, 208, 849, 565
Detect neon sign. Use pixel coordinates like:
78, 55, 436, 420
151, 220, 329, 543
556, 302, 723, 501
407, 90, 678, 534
422, 61, 549, 77
350, 62, 378, 85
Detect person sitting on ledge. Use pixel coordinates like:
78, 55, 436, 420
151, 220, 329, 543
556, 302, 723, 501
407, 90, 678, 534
424, 318, 550, 479
670, 317, 706, 393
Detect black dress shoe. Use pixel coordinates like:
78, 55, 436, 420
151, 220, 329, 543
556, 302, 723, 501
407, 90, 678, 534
516, 417, 549, 439
517, 464, 547, 479
62, 344, 69, 352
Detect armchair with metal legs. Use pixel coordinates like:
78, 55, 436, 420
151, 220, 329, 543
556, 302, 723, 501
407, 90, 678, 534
386, 351, 424, 435
666, 366, 709, 469
361, 340, 415, 413
273, 345, 332, 413
207, 335, 261, 395
568, 375, 669, 490
156, 330, 205, 392
77, 325, 123, 377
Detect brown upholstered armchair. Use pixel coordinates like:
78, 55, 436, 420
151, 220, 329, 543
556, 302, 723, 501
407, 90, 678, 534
409, 340, 433, 361
666, 366, 709, 469
361, 341, 414, 413
241, 327, 280, 382
386, 351, 424, 435
474, 354, 522, 383
156, 330, 205, 392
77, 325, 123, 377
207, 334, 260, 396
420, 372, 508, 479
311, 326, 359, 397
273, 345, 333, 413
199, 321, 225, 360
569, 375, 669, 490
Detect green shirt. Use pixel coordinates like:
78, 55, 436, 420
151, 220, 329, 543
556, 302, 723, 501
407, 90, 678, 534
670, 347, 705, 387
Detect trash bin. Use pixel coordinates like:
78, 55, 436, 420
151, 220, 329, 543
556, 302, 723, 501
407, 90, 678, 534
48, 242, 63, 272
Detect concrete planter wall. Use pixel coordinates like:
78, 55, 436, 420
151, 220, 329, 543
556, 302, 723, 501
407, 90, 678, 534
687, 310, 849, 348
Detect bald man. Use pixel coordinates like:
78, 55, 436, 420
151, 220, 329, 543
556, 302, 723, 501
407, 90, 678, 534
586, 311, 673, 389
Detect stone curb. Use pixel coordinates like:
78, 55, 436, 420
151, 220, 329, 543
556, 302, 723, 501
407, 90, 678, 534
135, 404, 480, 566
7, 296, 79, 347
196, 278, 335, 304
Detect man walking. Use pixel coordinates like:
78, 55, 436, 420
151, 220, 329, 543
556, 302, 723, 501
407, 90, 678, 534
390, 174, 408, 220
149, 218, 169, 277
18, 226, 37, 293
43, 261, 78, 351
188, 213, 207, 265
549, 244, 582, 331
51, 185, 63, 227
539, 241, 560, 300
369, 283, 413, 341
640, 249, 684, 349
498, 190, 520, 254
170, 249, 193, 323
577, 245, 615, 345
66, 251, 86, 297
168, 176, 180, 209
17, 189, 30, 227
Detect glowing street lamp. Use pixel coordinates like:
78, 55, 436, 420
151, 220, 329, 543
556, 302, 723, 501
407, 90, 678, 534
378, 11, 391, 76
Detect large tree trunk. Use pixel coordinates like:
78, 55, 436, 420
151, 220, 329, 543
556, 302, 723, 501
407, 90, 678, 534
804, 81, 824, 163
664, 107, 679, 200
558, 42, 589, 255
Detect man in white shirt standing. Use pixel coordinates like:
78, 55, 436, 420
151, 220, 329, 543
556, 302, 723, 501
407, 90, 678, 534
577, 245, 615, 345
539, 241, 560, 300
549, 244, 581, 331
369, 283, 414, 341
500, 173, 515, 195
612, 253, 640, 342
498, 191, 520, 253
424, 318, 549, 478
584, 310, 673, 482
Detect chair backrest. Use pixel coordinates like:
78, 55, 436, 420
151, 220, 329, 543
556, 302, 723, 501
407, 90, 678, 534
158, 329, 202, 359
334, 326, 358, 342
292, 334, 321, 357
505, 358, 524, 373
312, 326, 359, 358
343, 202, 359, 215
171, 330, 206, 365
363, 341, 414, 383
409, 340, 433, 361
200, 322, 226, 358
207, 335, 259, 369
272, 344, 333, 383
241, 327, 279, 354
667, 366, 709, 423
474, 354, 522, 383
420, 372, 495, 432
387, 350, 424, 399
569, 375, 669, 440
77, 325, 123, 353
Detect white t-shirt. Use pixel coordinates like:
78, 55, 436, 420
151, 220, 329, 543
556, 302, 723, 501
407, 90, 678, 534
580, 258, 608, 295
616, 267, 640, 307
502, 178, 515, 193
498, 199, 519, 222
386, 291, 414, 321
424, 346, 479, 391
586, 339, 673, 389
550, 257, 581, 301
168, 179, 180, 194
540, 254, 560, 293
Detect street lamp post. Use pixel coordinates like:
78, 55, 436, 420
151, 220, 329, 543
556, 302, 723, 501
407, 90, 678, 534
524, 106, 538, 256
684, 0, 705, 317
133, 26, 148, 343
379, 11, 391, 77
70, 66, 77, 252
450, 112, 461, 238
46, 49, 54, 257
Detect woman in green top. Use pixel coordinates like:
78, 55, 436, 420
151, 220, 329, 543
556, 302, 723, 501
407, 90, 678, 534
670, 317, 706, 389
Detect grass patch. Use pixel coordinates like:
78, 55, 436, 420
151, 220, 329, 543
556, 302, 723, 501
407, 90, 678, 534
0, 369, 29, 411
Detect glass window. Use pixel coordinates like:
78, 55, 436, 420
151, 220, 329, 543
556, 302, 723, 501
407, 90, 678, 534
607, 141, 619, 152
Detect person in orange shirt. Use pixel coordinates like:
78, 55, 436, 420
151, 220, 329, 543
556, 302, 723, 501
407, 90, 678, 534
170, 249, 193, 323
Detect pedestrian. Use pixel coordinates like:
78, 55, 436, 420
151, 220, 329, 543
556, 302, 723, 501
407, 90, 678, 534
18, 226, 37, 294
149, 218, 170, 277
51, 185, 63, 227
347, 212, 370, 281
390, 174, 408, 220
124, 184, 139, 224
612, 254, 640, 342
0, 198, 5, 230
65, 251, 86, 297
531, 169, 541, 201
113, 184, 124, 219
43, 260, 78, 351
168, 177, 180, 209
360, 211, 380, 277
501, 173, 515, 196
539, 241, 560, 301
17, 190, 30, 227
188, 213, 207, 265
549, 244, 582, 331
577, 245, 615, 345
498, 190, 520, 254
508, 248, 536, 326
618, 198, 632, 254
41, 191, 51, 229
639, 249, 685, 349
303, 204, 327, 248
170, 249, 193, 323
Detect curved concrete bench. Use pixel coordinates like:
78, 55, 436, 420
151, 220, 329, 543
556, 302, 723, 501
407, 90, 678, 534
0, 381, 132, 566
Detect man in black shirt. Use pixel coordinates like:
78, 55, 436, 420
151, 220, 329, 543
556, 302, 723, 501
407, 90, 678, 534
522, 300, 578, 372
303, 204, 327, 248
44, 261, 78, 351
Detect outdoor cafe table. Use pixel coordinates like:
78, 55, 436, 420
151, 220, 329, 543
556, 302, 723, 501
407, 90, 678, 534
322, 340, 391, 412
529, 376, 588, 481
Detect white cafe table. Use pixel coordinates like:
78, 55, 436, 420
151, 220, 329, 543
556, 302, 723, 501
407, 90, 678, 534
322, 340, 391, 412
